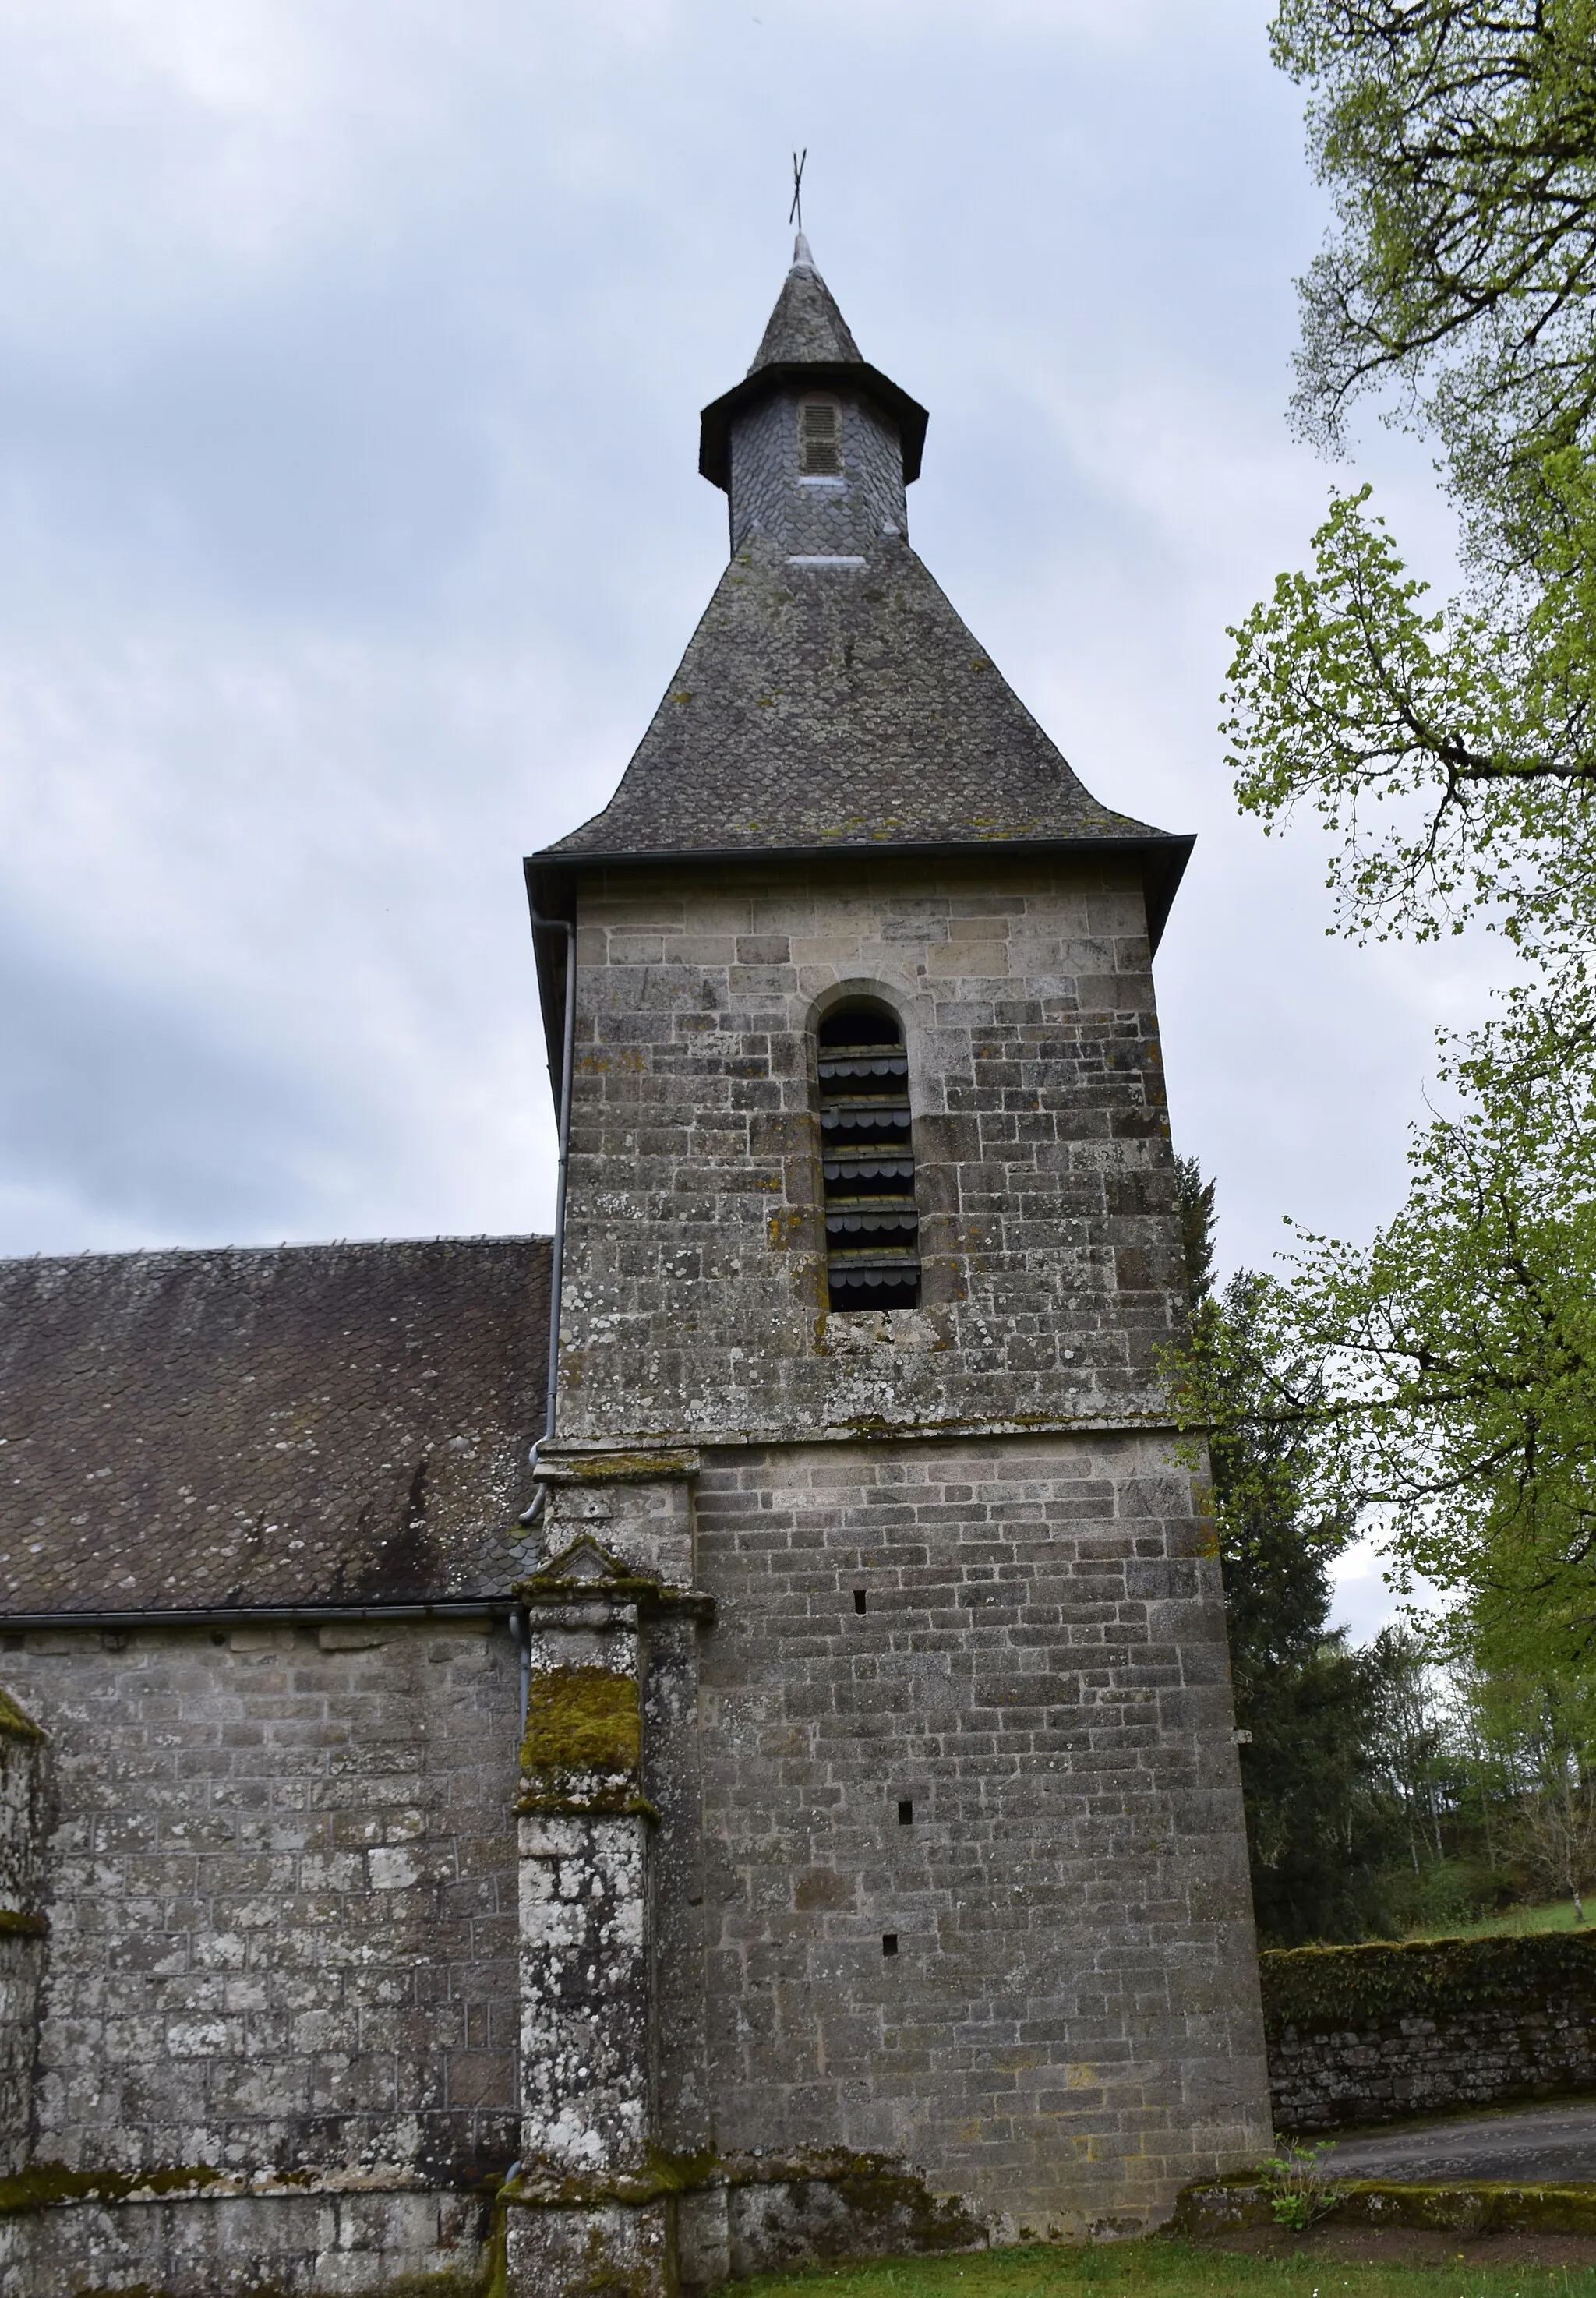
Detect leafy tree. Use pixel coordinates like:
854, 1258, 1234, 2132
1175, 1160, 1398, 1942
1461, 1663, 1596, 1918
1277, 0, 1596, 558
1183, 1034, 1596, 1667
1232, 2, 1596, 952
1204, 2, 1596, 1656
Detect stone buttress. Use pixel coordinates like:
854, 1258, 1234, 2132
506, 238, 1273, 2290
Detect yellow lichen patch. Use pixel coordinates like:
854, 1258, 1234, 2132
519, 1668, 640, 1778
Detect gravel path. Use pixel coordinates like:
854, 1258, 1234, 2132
1320, 2099, 1596, 2184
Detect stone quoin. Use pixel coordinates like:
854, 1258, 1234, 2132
0, 238, 1269, 2296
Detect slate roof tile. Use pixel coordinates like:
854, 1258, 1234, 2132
748, 238, 863, 368
544, 531, 1162, 860
0, 1237, 549, 1617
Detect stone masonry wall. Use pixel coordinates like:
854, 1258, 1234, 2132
0, 1685, 46, 2176
0, 2187, 493, 2298
1263, 1936, 1596, 2133
559, 858, 1186, 1446
0, 1618, 521, 2187
1270, 2003, 1596, 2134
686, 1432, 1270, 2239
728, 390, 909, 557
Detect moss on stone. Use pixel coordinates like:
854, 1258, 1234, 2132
503, 2148, 718, 2211
0, 2162, 226, 2216
1261, 1926, 1596, 2037
0, 1910, 47, 1938
821, 2159, 986, 2254
501, 2145, 984, 2262
515, 1573, 712, 1622
1174, 2173, 1596, 2240
519, 1668, 640, 1778
0, 1685, 44, 1742
546, 1453, 697, 1484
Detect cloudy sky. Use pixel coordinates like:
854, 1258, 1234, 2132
0, 0, 1492, 1629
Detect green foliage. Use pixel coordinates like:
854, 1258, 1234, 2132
1215, 7, 1596, 1656
1259, 2138, 1344, 2230
1225, 469, 1596, 951
1178, 1035, 1596, 1664
1173, 1161, 1399, 1943
1460, 1663, 1596, 1913
1174, 1153, 1216, 1306
1259, 1922, 1596, 2035
1272, 0, 1596, 560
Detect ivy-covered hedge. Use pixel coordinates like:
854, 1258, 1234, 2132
1261, 1927, 1596, 2038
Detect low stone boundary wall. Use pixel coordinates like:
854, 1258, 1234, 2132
1174, 2175, 1596, 2240
1264, 1931, 1596, 2133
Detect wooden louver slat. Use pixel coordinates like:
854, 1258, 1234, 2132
817, 1007, 920, 1311
799, 397, 842, 477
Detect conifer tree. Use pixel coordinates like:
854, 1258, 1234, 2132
1176, 1159, 1399, 1942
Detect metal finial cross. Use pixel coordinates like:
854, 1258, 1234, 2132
789, 149, 807, 231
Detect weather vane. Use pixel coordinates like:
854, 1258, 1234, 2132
789, 148, 807, 233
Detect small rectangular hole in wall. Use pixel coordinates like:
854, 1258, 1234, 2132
882, 1933, 899, 1956
897, 1799, 913, 1826
853, 1589, 867, 1614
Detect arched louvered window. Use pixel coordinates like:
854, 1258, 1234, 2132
818, 1004, 920, 1311
798, 396, 843, 478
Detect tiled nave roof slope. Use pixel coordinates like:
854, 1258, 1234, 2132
0, 1238, 549, 1618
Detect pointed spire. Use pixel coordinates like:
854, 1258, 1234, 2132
747, 238, 863, 374
698, 245, 930, 492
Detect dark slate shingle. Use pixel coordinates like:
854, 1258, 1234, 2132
747, 241, 863, 369
543, 530, 1167, 860
0, 1237, 549, 1617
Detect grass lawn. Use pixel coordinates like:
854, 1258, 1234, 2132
740, 2240, 1596, 2296
1417, 1901, 1587, 1943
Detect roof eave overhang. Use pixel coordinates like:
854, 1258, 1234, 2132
526, 832, 1194, 1101
699, 362, 930, 490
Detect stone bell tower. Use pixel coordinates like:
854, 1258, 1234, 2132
507, 237, 1269, 2294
